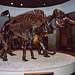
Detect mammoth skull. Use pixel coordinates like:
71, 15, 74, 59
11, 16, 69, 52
53, 9, 75, 28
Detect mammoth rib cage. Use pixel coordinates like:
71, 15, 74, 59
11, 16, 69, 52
24, 14, 43, 23
9, 21, 43, 39
9, 28, 24, 39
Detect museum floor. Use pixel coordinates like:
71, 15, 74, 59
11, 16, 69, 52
57, 50, 75, 75
50, 49, 75, 75
0, 49, 75, 75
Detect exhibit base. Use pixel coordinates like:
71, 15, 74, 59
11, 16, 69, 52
0, 50, 75, 75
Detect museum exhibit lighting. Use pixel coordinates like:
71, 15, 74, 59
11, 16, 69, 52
0, 0, 69, 8
20, 3, 23, 6
11, 2, 13, 5
43, 3, 46, 6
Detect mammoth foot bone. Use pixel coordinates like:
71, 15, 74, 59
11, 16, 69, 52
43, 51, 50, 57
47, 49, 56, 55
7, 49, 16, 56
43, 50, 56, 57
22, 57, 28, 62
3, 57, 8, 61
0, 48, 4, 58
22, 56, 37, 62
31, 56, 37, 59
48, 51, 56, 55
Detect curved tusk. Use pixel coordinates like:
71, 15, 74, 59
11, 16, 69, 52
65, 17, 75, 25
55, 23, 64, 28
55, 20, 65, 28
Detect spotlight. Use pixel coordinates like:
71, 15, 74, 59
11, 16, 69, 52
20, 4, 23, 6
11, 2, 13, 5
43, 3, 46, 5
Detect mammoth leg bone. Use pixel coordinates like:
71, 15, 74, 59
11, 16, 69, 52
1, 25, 16, 56
39, 37, 56, 55
1, 33, 8, 61
39, 42, 50, 57
3, 47, 8, 61
7, 48, 16, 56
22, 43, 28, 61
0, 48, 5, 58
38, 46, 43, 55
29, 40, 37, 59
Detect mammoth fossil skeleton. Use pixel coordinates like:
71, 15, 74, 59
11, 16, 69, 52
0, 9, 75, 61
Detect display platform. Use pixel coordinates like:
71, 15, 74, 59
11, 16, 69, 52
0, 50, 75, 75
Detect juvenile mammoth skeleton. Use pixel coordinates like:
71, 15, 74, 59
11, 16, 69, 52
0, 9, 75, 61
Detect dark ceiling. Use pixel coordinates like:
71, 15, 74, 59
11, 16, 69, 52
0, 0, 70, 8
